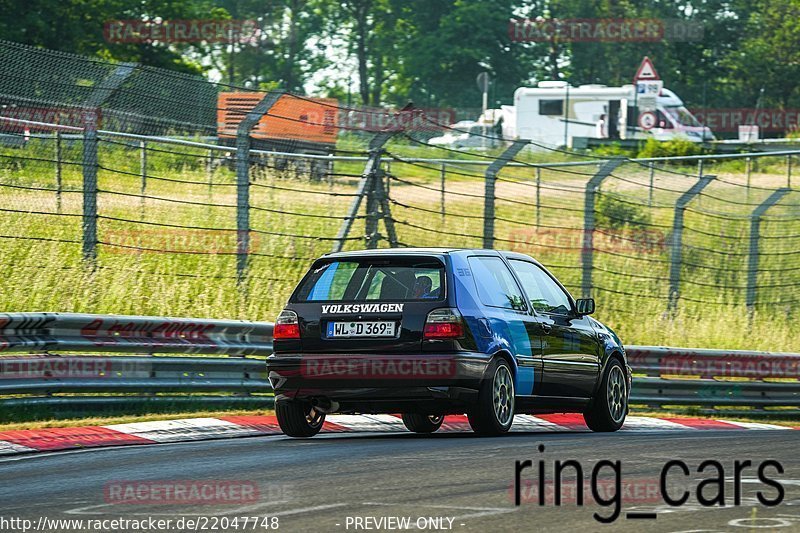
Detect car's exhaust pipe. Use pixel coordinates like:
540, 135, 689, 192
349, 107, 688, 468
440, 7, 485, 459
310, 397, 339, 414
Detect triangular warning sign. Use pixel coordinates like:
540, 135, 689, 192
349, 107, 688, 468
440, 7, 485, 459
634, 56, 660, 81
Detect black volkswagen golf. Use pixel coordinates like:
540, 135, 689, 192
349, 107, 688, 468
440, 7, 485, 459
267, 248, 631, 437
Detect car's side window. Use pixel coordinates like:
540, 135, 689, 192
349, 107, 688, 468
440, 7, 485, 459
467, 256, 527, 311
509, 260, 572, 315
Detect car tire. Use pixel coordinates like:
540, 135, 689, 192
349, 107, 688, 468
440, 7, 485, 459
401, 414, 444, 434
467, 358, 515, 436
584, 358, 628, 432
275, 399, 325, 438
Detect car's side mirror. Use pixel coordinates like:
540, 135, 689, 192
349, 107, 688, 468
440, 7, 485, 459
575, 298, 595, 316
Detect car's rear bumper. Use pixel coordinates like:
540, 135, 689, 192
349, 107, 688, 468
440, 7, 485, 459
267, 351, 491, 412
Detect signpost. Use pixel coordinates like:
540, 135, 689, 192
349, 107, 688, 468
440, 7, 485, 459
633, 56, 661, 134
638, 111, 657, 130
636, 80, 663, 112
634, 56, 659, 81
476, 72, 490, 149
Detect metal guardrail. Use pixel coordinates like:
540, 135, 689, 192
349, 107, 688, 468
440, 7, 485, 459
0, 313, 798, 415
0, 312, 273, 355
0, 356, 269, 395
627, 346, 800, 412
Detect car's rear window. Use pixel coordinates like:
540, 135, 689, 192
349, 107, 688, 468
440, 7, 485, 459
294, 257, 445, 302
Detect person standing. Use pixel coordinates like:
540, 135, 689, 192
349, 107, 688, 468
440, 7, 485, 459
595, 113, 608, 138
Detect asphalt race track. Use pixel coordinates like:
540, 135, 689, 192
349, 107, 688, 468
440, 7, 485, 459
0, 429, 799, 532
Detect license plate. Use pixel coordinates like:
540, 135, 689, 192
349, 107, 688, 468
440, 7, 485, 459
326, 321, 396, 338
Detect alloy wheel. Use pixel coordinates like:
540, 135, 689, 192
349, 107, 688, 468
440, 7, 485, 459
492, 364, 514, 427
607, 365, 627, 423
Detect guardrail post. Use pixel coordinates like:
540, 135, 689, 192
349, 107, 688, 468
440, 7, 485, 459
81, 63, 135, 264
235, 91, 283, 284
333, 131, 396, 252
668, 174, 716, 311
483, 140, 527, 249
747, 188, 790, 315
581, 158, 624, 299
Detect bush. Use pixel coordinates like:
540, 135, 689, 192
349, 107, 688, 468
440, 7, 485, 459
592, 142, 637, 157
636, 137, 704, 159
596, 192, 650, 230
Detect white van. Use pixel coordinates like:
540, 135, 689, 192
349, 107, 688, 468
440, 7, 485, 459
502, 82, 714, 148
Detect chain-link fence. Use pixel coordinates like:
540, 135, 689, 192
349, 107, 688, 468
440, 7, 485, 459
1, 40, 799, 346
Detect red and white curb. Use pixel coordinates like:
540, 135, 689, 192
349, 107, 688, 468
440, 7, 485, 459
0, 414, 795, 456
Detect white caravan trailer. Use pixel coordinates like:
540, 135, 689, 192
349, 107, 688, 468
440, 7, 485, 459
501, 81, 714, 148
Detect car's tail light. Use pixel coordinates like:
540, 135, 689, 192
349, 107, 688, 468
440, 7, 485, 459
424, 308, 464, 339
274, 310, 300, 339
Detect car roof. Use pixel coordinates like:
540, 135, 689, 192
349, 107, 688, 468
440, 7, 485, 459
322, 248, 540, 265
323, 247, 468, 259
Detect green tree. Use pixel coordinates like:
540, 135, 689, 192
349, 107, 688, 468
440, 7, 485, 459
212, 0, 328, 91
0, 0, 211, 74
721, 0, 800, 108
313, 0, 402, 106
392, 0, 543, 108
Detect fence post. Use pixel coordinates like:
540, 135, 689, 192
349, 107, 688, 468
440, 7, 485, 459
535, 166, 541, 227
139, 140, 147, 220
648, 161, 655, 207
373, 167, 399, 248
746, 157, 752, 204
234, 91, 283, 284
333, 131, 396, 253
365, 166, 380, 249
483, 140, 527, 249
81, 113, 99, 263
54, 130, 62, 213
581, 158, 624, 299
81, 63, 135, 264
747, 188, 790, 315
788, 155, 793, 188
668, 174, 716, 311
440, 163, 446, 221
206, 149, 215, 191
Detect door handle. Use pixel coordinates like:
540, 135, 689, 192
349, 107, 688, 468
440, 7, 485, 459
541, 323, 552, 335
